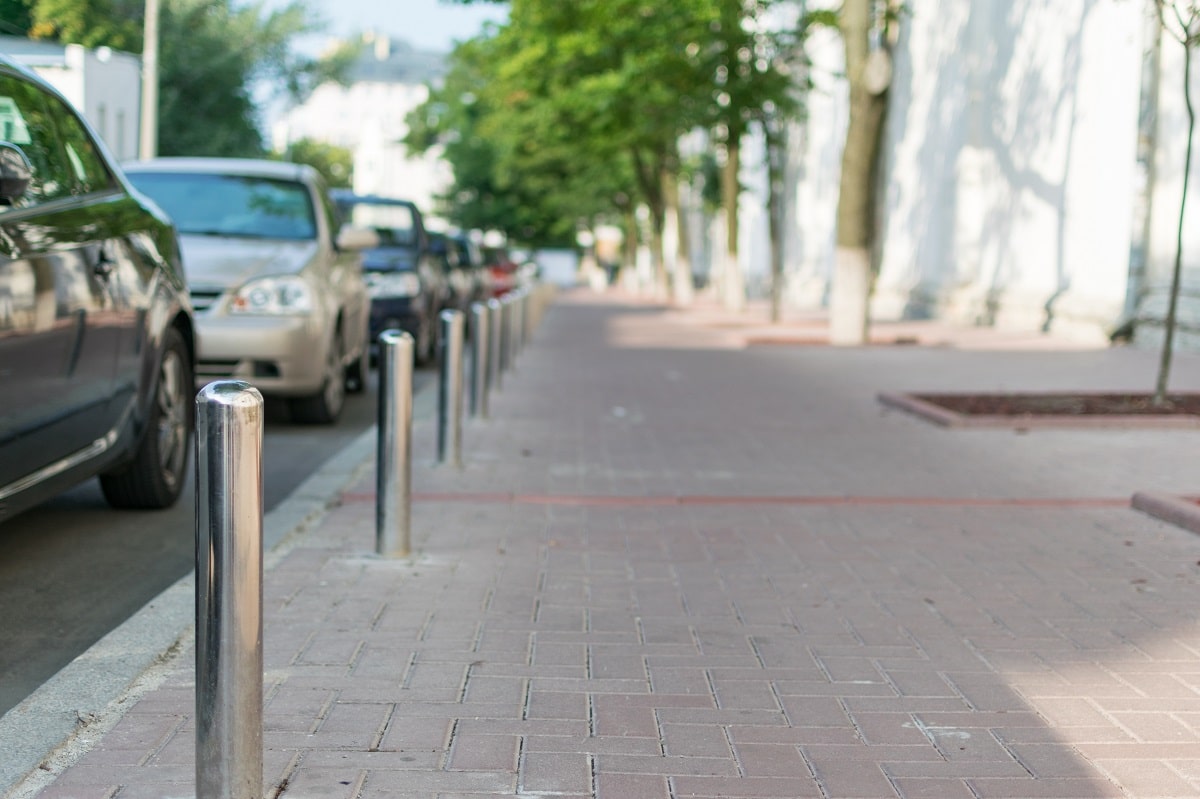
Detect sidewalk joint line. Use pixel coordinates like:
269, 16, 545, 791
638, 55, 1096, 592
341, 491, 1132, 509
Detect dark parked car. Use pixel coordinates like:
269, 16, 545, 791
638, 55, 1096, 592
0, 58, 196, 523
331, 191, 446, 364
429, 230, 480, 316
446, 231, 487, 310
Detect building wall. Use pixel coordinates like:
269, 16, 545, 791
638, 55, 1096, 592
17, 44, 142, 163
872, 0, 1143, 340
273, 77, 450, 215
737, 0, 1155, 345
1137, 7, 1200, 350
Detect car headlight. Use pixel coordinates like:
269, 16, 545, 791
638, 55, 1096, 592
229, 276, 315, 315
366, 271, 421, 299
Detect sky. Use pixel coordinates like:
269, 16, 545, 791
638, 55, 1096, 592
303, 0, 510, 53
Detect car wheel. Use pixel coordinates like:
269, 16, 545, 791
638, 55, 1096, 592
290, 329, 346, 424
100, 326, 193, 509
345, 326, 370, 394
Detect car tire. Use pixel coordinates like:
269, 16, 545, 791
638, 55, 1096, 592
100, 326, 193, 509
345, 326, 370, 394
290, 329, 346, 424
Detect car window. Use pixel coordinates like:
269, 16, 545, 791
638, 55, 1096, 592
343, 201, 416, 247
0, 73, 74, 209
126, 171, 317, 240
48, 95, 115, 194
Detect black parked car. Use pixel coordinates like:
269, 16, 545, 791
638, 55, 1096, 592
331, 191, 446, 364
445, 230, 487, 312
0, 57, 196, 523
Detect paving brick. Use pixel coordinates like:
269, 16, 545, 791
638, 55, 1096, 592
732, 742, 807, 777
659, 723, 729, 758
807, 757, 899, 797
966, 777, 1128, 797
669, 775, 824, 797
519, 750, 591, 793
595, 772, 669, 799
446, 733, 519, 771
889, 777, 977, 798
1093, 759, 1200, 797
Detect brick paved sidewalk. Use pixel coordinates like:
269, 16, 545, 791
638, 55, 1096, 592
23, 289, 1200, 798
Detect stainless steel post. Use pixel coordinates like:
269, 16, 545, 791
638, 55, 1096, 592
469, 302, 488, 419
196, 380, 264, 799
500, 295, 513, 375
437, 309, 464, 466
521, 289, 533, 347
488, 297, 503, 390
513, 290, 525, 357
376, 330, 413, 557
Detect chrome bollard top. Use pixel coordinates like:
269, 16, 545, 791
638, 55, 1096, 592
379, 329, 413, 346
197, 380, 263, 408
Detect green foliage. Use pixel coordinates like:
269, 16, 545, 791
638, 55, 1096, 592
30, 0, 142, 50
275, 137, 353, 188
413, 0, 805, 248
0, 0, 34, 35
16, 0, 336, 157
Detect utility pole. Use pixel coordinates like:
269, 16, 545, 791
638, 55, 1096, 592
139, 0, 159, 159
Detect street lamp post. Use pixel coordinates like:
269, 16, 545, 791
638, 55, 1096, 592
140, 0, 159, 160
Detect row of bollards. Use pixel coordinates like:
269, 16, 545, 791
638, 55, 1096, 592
193, 285, 550, 799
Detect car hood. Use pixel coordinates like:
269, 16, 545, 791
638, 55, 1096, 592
362, 247, 417, 272
178, 234, 318, 288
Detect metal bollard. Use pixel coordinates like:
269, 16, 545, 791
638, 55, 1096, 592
505, 294, 519, 371
437, 309, 464, 466
195, 381, 264, 799
513, 290, 525, 358
488, 297, 504, 390
376, 330, 413, 557
469, 302, 489, 419
521, 289, 533, 347
499, 295, 513, 375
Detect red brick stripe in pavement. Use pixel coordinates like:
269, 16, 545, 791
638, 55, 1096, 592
340, 490, 1134, 508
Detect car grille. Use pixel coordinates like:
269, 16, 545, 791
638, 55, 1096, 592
189, 288, 225, 314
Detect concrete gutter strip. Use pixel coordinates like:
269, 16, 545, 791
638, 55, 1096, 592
0, 406, 402, 799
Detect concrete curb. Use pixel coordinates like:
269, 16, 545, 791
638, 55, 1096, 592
1131, 491, 1200, 536
878, 391, 1200, 429
0, 381, 439, 799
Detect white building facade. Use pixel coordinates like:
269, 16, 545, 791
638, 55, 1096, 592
272, 35, 451, 217
0, 36, 142, 162
731, 0, 1199, 348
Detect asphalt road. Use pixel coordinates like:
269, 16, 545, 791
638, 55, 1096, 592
0, 368, 433, 717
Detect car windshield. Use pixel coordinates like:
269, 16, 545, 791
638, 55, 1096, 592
341, 201, 416, 247
127, 171, 317, 240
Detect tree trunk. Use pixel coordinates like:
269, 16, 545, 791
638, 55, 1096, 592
830, 0, 889, 345
663, 169, 694, 306
1156, 23, 1194, 404
722, 136, 745, 312
622, 209, 639, 290
767, 124, 786, 323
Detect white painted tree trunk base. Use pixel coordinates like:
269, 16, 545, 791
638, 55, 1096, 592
830, 247, 871, 345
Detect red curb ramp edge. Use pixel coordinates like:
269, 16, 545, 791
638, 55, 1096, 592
1131, 491, 1200, 535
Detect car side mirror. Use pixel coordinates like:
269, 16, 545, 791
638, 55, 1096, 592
0, 142, 33, 203
336, 225, 379, 251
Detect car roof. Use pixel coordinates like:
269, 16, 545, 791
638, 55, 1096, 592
123, 156, 316, 182
331, 190, 419, 208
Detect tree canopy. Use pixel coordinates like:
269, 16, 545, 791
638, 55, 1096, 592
409, 0, 801, 251
7, 0, 346, 158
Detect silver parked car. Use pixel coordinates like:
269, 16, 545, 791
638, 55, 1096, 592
123, 158, 375, 424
